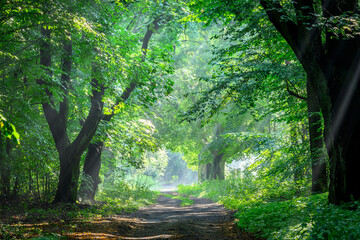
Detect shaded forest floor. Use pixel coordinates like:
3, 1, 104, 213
0, 192, 262, 239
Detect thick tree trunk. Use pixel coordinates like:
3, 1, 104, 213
198, 152, 225, 181
199, 123, 226, 181
198, 161, 212, 182
38, 28, 105, 203
54, 149, 81, 202
260, 0, 360, 204
307, 79, 327, 193
327, 50, 360, 203
52, 78, 105, 203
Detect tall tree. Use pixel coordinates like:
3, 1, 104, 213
190, 0, 349, 201
259, 0, 360, 204
37, 27, 106, 202
33, 0, 132, 202
80, 17, 164, 201
198, 123, 227, 181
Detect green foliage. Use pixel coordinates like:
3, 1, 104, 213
97, 172, 158, 211
140, 149, 169, 180
307, 200, 360, 240
178, 178, 360, 239
0, 114, 20, 144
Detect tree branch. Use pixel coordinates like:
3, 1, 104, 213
71, 64, 105, 156
285, 79, 307, 100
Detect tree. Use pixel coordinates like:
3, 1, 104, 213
189, 0, 337, 199
35, 1, 131, 202
198, 123, 227, 181
80, 16, 165, 202
0, 114, 20, 198
307, 79, 327, 193
79, 0, 185, 201
38, 27, 106, 203
258, 0, 360, 204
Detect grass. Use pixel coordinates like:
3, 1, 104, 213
0, 185, 159, 239
162, 193, 194, 206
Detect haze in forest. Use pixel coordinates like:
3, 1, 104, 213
1, 0, 360, 239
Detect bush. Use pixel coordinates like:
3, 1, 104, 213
97, 173, 158, 211
178, 179, 360, 239
308, 201, 360, 240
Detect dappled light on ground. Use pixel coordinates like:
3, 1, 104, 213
123, 191, 261, 239
0, 193, 263, 239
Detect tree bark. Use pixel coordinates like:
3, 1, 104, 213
37, 28, 105, 203
307, 79, 328, 193
79, 141, 104, 202
199, 123, 226, 181
211, 124, 226, 180
0, 137, 12, 198
260, 0, 360, 204
211, 150, 226, 180
53, 65, 105, 203
198, 151, 225, 181
198, 161, 212, 182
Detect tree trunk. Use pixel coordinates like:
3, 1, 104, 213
327, 64, 360, 203
53, 148, 82, 202
12, 177, 19, 198
211, 150, 225, 180
28, 168, 32, 195
79, 141, 104, 202
260, 0, 360, 204
52, 79, 105, 203
211, 123, 226, 180
198, 152, 225, 181
38, 28, 105, 203
198, 161, 212, 182
0, 138, 11, 197
0, 167, 10, 197
199, 123, 226, 181
307, 79, 328, 193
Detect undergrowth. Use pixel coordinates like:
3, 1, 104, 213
0, 175, 158, 239
178, 176, 360, 239
96, 174, 158, 212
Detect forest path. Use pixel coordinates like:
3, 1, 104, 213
0, 191, 262, 239
122, 191, 257, 240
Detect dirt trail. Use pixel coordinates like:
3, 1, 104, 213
123, 191, 257, 240
0, 191, 262, 239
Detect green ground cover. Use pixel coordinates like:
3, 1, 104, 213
178, 180, 360, 239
